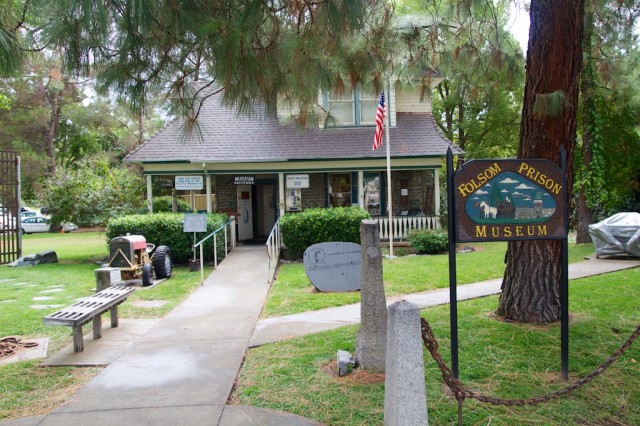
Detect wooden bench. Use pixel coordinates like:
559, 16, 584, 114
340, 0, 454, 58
43, 286, 135, 352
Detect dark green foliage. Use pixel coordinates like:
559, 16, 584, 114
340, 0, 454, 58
105, 213, 230, 264
152, 196, 191, 213
279, 207, 370, 259
408, 229, 448, 254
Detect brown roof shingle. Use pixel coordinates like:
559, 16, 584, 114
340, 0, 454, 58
125, 92, 462, 164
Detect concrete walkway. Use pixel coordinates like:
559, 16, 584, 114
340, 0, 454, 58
250, 255, 640, 347
2, 250, 638, 426
4, 245, 321, 426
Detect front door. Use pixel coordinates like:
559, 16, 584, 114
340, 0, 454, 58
260, 184, 276, 236
237, 185, 253, 241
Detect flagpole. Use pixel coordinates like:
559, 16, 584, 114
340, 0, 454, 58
384, 83, 393, 257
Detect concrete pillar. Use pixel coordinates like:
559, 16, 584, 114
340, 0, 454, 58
355, 220, 387, 371
95, 267, 123, 292
384, 300, 428, 426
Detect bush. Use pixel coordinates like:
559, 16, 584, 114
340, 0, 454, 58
105, 212, 231, 264
408, 229, 448, 254
153, 196, 191, 213
40, 156, 145, 227
279, 207, 370, 259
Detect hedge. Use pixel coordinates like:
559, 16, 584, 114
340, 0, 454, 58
279, 207, 371, 259
105, 213, 231, 264
408, 229, 449, 254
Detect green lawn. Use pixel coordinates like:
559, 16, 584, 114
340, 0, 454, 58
263, 242, 596, 317
0, 232, 207, 420
234, 267, 640, 425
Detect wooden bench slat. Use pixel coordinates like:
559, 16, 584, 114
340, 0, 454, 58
43, 286, 134, 352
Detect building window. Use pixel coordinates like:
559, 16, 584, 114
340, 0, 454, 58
363, 172, 381, 216
328, 173, 352, 207
326, 85, 378, 126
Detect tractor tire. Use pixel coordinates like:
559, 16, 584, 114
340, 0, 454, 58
153, 246, 173, 279
141, 263, 154, 287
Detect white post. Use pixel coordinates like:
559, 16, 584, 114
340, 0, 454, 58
278, 173, 285, 217
199, 244, 204, 284
385, 84, 394, 257
214, 234, 218, 269
206, 174, 213, 213
358, 171, 364, 209
146, 175, 153, 213
434, 168, 440, 228
230, 216, 237, 249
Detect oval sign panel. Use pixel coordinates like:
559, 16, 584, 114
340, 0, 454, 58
303, 242, 361, 292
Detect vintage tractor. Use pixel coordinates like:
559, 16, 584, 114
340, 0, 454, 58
108, 235, 172, 286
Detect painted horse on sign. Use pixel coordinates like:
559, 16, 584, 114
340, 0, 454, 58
479, 201, 497, 219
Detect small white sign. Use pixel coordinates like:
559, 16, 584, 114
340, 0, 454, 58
175, 176, 204, 190
234, 176, 255, 185
286, 174, 310, 189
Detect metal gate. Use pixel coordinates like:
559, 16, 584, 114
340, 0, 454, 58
0, 151, 21, 263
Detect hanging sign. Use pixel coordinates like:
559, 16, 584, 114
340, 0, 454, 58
286, 174, 310, 189
175, 175, 203, 190
454, 159, 567, 242
234, 176, 255, 185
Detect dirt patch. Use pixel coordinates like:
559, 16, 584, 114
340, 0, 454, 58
131, 300, 167, 308
320, 360, 385, 385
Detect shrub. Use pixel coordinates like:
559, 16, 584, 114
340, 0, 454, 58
408, 229, 449, 254
153, 196, 191, 213
105, 212, 231, 264
39, 156, 146, 227
279, 207, 370, 259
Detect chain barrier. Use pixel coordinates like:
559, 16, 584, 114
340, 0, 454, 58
0, 336, 39, 358
420, 318, 640, 423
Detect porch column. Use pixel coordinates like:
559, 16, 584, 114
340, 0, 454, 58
146, 175, 153, 213
358, 171, 364, 209
278, 173, 285, 217
206, 174, 213, 213
434, 168, 440, 221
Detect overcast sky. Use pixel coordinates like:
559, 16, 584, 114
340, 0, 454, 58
508, 2, 530, 52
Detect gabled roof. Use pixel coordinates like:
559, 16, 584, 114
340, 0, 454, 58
125, 91, 462, 164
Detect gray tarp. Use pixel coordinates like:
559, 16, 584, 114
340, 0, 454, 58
588, 212, 640, 257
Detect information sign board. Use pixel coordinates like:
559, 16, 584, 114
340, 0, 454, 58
286, 174, 310, 189
183, 214, 208, 233
175, 176, 203, 190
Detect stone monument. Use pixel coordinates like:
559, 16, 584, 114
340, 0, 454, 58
355, 220, 387, 371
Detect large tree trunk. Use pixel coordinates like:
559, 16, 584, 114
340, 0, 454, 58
497, 0, 585, 323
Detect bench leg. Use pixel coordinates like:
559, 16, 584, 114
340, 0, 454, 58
72, 326, 84, 352
110, 305, 119, 328
93, 314, 103, 340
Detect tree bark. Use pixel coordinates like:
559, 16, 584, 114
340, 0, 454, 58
498, 0, 585, 323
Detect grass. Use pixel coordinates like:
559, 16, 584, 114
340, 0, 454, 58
0, 232, 207, 420
233, 268, 640, 425
263, 242, 596, 317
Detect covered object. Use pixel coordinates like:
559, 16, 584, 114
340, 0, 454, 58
588, 212, 640, 257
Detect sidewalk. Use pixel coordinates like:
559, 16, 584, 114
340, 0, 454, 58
1, 251, 638, 426
250, 255, 640, 347
3, 245, 321, 426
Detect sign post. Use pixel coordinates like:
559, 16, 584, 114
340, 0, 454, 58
447, 149, 569, 379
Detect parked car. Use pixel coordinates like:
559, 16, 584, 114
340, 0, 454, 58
62, 222, 78, 233
21, 216, 51, 234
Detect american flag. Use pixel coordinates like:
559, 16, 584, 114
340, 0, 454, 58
372, 91, 385, 150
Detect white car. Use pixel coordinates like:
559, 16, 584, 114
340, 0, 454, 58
21, 216, 51, 234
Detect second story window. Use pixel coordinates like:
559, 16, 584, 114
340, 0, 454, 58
326, 85, 379, 127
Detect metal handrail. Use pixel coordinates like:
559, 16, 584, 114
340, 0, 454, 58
193, 216, 236, 283
265, 218, 281, 284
